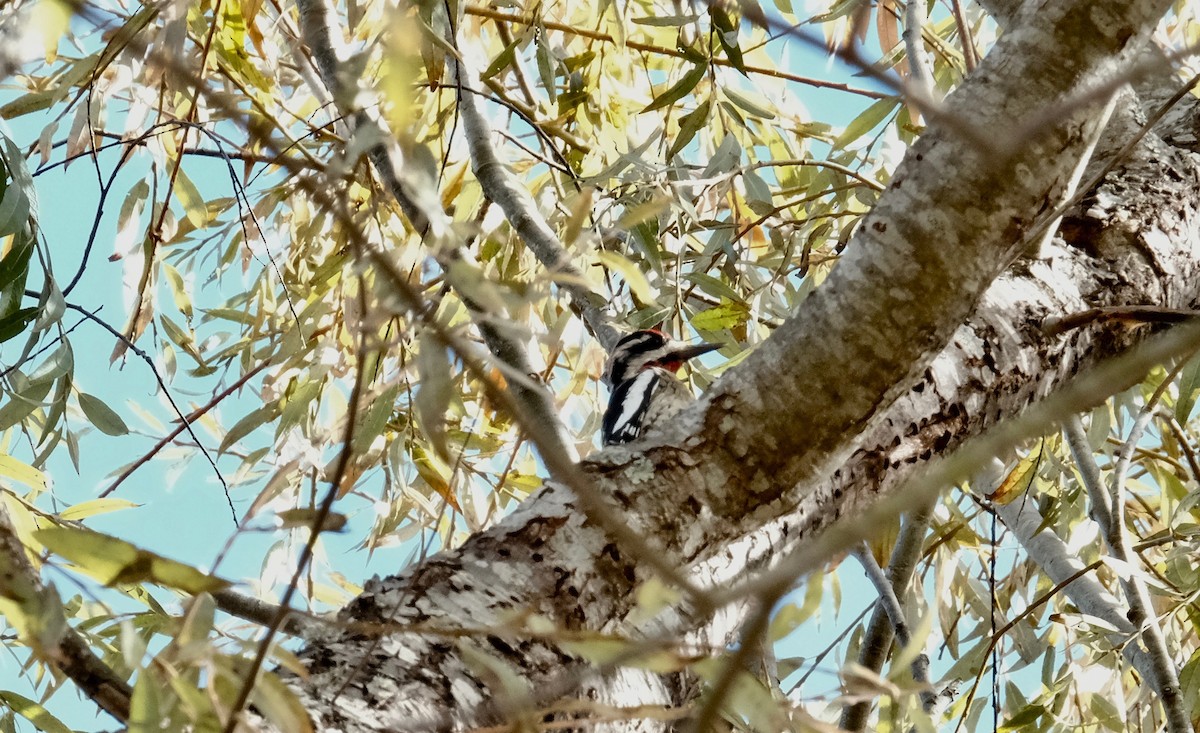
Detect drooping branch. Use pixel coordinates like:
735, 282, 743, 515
449, 35, 622, 351
0, 502, 132, 723
293, 0, 578, 460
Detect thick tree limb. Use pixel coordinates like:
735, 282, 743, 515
277, 2, 1191, 729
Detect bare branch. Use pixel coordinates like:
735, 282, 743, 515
1106, 374, 1193, 733
450, 42, 622, 351
840, 500, 936, 731
852, 544, 934, 707
211, 589, 318, 638
903, 0, 934, 95
1064, 415, 1113, 528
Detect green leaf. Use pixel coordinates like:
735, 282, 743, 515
276, 508, 347, 532
481, 37, 520, 80
0, 134, 34, 239
0, 236, 34, 292
770, 571, 822, 641
691, 299, 749, 332
683, 272, 744, 303
535, 29, 557, 104
0, 373, 54, 430
632, 14, 699, 26
999, 704, 1045, 731
127, 666, 164, 733
0, 692, 71, 733
667, 97, 712, 160
250, 669, 314, 733
354, 384, 400, 454
742, 168, 774, 215
710, 6, 745, 73
78, 392, 130, 436
34, 527, 230, 594
833, 97, 898, 150
414, 333, 454, 460
723, 87, 776, 119
642, 62, 706, 113
219, 402, 280, 454
1179, 648, 1200, 720
0, 307, 38, 344
1176, 352, 1200, 423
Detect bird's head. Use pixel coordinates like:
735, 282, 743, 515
603, 328, 721, 386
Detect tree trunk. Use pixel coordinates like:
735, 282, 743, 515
273, 2, 1200, 730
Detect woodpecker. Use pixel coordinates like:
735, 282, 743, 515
601, 329, 720, 445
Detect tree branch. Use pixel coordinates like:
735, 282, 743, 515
839, 501, 936, 731
993, 497, 1157, 689
852, 544, 935, 707
293, 0, 579, 461
1105, 380, 1191, 733
449, 37, 622, 351
0, 501, 132, 722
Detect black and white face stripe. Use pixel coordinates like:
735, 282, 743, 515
601, 369, 663, 445
604, 330, 670, 386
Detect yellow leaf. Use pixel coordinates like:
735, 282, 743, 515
173, 169, 208, 229
0, 453, 47, 491
597, 251, 654, 304
34, 527, 229, 594
989, 441, 1043, 505
58, 498, 139, 521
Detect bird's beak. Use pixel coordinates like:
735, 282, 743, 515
671, 342, 722, 362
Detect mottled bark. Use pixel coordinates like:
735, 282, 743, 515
268, 1, 1200, 730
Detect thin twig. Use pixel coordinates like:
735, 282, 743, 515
101, 355, 270, 497
462, 5, 891, 100
1155, 408, 1200, 484
1044, 306, 1199, 337
948, 0, 977, 72
221, 313, 371, 733
51, 299, 235, 522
